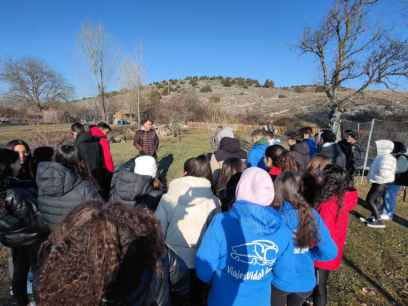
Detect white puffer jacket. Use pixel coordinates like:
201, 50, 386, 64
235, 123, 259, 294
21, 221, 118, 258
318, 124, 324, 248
155, 176, 221, 268
368, 140, 397, 184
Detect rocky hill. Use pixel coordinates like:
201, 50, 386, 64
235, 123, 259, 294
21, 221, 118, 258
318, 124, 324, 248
40, 76, 408, 127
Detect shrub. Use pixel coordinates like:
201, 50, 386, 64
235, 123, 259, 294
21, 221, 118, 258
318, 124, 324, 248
209, 96, 221, 104
221, 78, 232, 87
200, 85, 212, 93
278, 94, 287, 98
189, 79, 198, 87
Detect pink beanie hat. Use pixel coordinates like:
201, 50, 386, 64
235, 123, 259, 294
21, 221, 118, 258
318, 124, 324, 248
236, 167, 275, 206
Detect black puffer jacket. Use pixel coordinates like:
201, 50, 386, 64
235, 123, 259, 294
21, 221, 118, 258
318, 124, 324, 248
110, 159, 164, 211
0, 186, 49, 247
36, 162, 101, 228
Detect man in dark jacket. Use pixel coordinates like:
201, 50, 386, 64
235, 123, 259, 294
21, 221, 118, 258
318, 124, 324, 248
134, 119, 160, 157
287, 130, 310, 171
320, 130, 347, 170
71, 122, 104, 173
338, 130, 364, 176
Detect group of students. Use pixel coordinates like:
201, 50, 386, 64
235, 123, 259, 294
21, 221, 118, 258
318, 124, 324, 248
0, 121, 401, 306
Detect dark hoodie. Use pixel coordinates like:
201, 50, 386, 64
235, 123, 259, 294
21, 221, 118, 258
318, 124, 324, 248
75, 132, 104, 172
36, 162, 101, 228
290, 142, 310, 171
110, 159, 164, 211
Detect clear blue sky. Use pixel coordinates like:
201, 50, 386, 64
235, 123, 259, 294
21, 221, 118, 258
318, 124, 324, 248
0, 0, 405, 98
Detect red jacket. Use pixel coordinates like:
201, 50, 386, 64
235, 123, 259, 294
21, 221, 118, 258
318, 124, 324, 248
314, 190, 358, 270
89, 127, 115, 173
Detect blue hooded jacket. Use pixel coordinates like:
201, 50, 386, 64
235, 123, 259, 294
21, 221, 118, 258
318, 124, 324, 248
248, 143, 269, 169
271, 201, 337, 293
305, 138, 318, 158
196, 201, 292, 306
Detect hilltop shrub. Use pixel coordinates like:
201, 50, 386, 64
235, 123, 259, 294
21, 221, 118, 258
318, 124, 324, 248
221, 78, 232, 87
200, 85, 212, 93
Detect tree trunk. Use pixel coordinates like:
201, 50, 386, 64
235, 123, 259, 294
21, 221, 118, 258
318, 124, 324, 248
137, 86, 141, 128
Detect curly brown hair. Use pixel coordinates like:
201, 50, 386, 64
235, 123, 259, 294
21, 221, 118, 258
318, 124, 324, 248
37, 201, 165, 306
273, 171, 319, 248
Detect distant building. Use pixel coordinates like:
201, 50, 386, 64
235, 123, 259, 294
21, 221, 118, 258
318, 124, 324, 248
113, 112, 135, 125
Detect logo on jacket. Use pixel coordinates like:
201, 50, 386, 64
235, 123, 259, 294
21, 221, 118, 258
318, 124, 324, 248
230, 240, 279, 267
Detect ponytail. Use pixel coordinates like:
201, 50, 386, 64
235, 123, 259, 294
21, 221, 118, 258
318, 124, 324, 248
273, 171, 318, 248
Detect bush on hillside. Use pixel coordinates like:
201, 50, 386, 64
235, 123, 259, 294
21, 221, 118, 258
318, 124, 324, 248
209, 96, 221, 104
200, 85, 212, 93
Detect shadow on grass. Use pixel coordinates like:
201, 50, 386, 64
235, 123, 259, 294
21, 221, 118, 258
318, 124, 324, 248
356, 198, 408, 228
343, 257, 402, 306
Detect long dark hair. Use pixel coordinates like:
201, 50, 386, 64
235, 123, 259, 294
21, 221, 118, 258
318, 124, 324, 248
215, 158, 243, 193
184, 154, 213, 183
6, 139, 32, 179
54, 144, 88, 179
0, 149, 20, 202
315, 165, 348, 214
276, 151, 300, 173
303, 155, 331, 205
265, 145, 286, 166
37, 201, 165, 306
273, 171, 318, 249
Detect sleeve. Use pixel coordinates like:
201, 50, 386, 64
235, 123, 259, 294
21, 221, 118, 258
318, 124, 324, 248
154, 197, 172, 236
83, 182, 103, 202
101, 139, 115, 172
396, 156, 408, 174
310, 211, 338, 261
317, 205, 340, 249
133, 131, 143, 151
195, 214, 224, 283
155, 132, 160, 151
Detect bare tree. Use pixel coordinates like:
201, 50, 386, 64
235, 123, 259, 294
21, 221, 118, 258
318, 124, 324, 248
78, 22, 116, 122
0, 57, 73, 110
299, 0, 408, 130
120, 45, 145, 127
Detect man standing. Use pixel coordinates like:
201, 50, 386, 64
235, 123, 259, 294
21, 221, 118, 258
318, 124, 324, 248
338, 130, 364, 176
134, 119, 160, 157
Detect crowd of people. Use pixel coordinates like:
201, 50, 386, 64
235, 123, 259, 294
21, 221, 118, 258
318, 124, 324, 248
0, 120, 405, 306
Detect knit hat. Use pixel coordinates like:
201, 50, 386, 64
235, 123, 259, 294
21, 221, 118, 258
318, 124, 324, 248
214, 137, 247, 161
134, 155, 157, 178
236, 167, 275, 206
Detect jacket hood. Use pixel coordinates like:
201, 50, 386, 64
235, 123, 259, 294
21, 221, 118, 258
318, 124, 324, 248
113, 170, 153, 201
230, 200, 282, 234
292, 142, 309, 156
36, 162, 80, 197
89, 127, 107, 139
236, 167, 274, 206
376, 140, 394, 155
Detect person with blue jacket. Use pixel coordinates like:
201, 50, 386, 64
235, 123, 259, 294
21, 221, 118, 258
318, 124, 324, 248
247, 129, 269, 169
195, 167, 292, 306
271, 171, 337, 306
